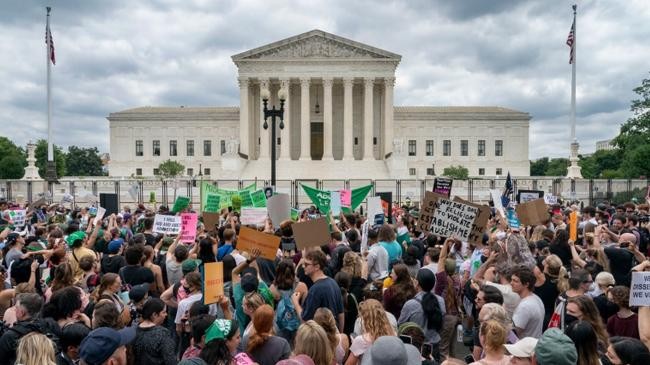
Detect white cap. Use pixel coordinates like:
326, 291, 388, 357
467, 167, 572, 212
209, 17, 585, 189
504, 337, 538, 357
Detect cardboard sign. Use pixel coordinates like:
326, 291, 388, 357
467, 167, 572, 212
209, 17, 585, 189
7, 210, 26, 227
250, 190, 267, 208
340, 189, 351, 207
93, 207, 106, 226
330, 192, 342, 216
417, 192, 446, 233
153, 214, 182, 234
203, 262, 224, 305
267, 194, 291, 228
30, 198, 47, 210
204, 193, 221, 213
544, 194, 558, 205
240, 207, 268, 226
430, 199, 479, 241
517, 190, 544, 204
180, 213, 198, 243
172, 196, 191, 213
453, 197, 491, 245
515, 199, 549, 227
630, 272, 650, 306
506, 208, 521, 229
236, 227, 280, 260
293, 217, 331, 250
202, 212, 221, 232
433, 178, 453, 198
569, 211, 578, 241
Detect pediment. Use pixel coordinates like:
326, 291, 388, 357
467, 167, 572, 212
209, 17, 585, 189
232, 29, 401, 61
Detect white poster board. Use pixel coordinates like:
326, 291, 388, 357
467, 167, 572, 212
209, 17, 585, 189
430, 199, 479, 242
544, 194, 558, 205
7, 210, 26, 227
153, 214, 182, 234
267, 194, 291, 228
240, 207, 268, 226
630, 272, 650, 307
93, 207, 106, 226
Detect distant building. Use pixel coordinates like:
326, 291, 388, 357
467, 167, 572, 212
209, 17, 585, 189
595, 139, 615, 151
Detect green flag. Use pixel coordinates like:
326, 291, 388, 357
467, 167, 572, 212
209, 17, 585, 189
301, 184, 373, 215
344, 184, 373, 213
172, 196, 190, 213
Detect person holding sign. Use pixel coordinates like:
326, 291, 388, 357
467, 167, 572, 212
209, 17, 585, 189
231, 249, 275, 334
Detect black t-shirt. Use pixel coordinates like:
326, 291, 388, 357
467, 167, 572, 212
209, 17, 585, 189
594, 293, 618, 324
119, 265, 154, 287
604, 247, 635, 287
534, 274, 560, 321
144, 233, 158, 246
549, 242, 572, 268
301, 277, 344, 321
101, 255, 126, 275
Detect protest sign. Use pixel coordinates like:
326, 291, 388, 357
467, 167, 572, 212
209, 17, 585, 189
433, 178, 453, 198
263, 186, 274, 199
250, 190, 267, 208
430, 199, 478, 241
93, 207, 106, 226
330, 192, 342, 216
7, 210, 26, 227
172, 196, 191, 213
453, 197, 491, 245
506, 208, 521, 229
153, 214, 182, 234
569, 211, 578, 241
204, 193, 221, 213
239, 190, 253, 207
128, 184, 140, 202
240, 207, 268, 226
367, 197, 383, 220
180, 213, 198, 243
340, 190, 351, 207
202, 212, 221, 231
203, 262, 224, 305
630, 272, 650, 306
62, 193, 74, 204
544, 194, 558, 205
517, 190, 544, 204
417, 192, 446, 233
267, 194, 291, 228
200, 182, 257, 211
490, 189, 505, 217
237, 227, 280, 260
515, 199, 549, 226
29, 197, 47, 210
293, 217, 331, 250
376, 192, 393, 224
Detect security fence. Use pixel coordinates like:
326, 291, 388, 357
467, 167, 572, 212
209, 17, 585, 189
1, 177, 648, 211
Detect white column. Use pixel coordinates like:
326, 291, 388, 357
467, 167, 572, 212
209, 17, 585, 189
259, 79, 270, 160
238, 77, 249, 158
383, 77, 395, 159
363, 78, 374, 160
343, 77, 354, 160
322, 77, 334, 160
299, 78, 311, 160
280, 78, 290, 160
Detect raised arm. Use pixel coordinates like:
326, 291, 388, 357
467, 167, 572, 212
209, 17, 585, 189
437, 238, 452, 273
568, 239, 586, 268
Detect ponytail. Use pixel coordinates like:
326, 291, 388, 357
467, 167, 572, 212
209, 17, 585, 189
421, 292, 443, 331
556, 266, 569, 293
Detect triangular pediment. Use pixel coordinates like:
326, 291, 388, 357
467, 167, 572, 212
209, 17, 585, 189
232, 29, 401, 61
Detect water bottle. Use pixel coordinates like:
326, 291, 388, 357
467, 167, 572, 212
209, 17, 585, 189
457, 324, 463, 342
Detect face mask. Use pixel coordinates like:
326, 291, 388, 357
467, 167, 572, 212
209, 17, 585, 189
564, 314, 579, 327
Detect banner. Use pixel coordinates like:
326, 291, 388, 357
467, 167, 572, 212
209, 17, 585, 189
180, 213, 198, 243
293, 217, 331, 250
204, 193, 221, 213
250, 190, 268, 208
630, 272, 650, 306
153, 214, 182, 234
203, 262, 224, 305
433, 178, 453, 198
267, 194, 291, 228
172, 196, 191, 213
430, 199, 479, 241
240, 207, 268, 226
237, 227, 280, 260
301, 184, 373, 215
200, 182, 257, 212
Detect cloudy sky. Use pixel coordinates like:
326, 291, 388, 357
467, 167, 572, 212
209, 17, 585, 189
1, 0, 648, 159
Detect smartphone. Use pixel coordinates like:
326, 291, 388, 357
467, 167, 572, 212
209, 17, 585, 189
421, 343, 432, 359
399, 335, 412, 345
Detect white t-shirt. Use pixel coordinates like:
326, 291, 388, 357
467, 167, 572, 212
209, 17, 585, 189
175, 292, 203, 324
512, 294, 545, 339
485, 281, 521, 319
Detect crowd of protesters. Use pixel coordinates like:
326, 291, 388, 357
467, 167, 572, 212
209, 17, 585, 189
0, 195, 649, 365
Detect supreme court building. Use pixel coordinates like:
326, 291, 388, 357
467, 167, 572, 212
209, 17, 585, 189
108, 30, 531, 179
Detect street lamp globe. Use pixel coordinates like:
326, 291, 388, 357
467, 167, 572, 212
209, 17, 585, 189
261, 88, 271, 101
277, 87, 288, 101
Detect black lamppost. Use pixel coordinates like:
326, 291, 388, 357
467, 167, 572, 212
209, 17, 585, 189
261, 88, 286, 188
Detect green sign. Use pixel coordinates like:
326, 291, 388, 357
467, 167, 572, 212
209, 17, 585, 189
239, 190, 253, 207
200, 182, 257, 211
300, 184, 373, 214
250, 189, 267, 208
172, 196, 191, 213
204, 193, 221, 213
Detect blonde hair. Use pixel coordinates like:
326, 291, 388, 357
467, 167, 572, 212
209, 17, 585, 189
16, 332, 56, 365
341, 251, 363, 278
294, 321, 334, 365
529, 225, 546, 243
543, 254, 569, 293
478, 303, 511, 332
313, 308, 339, 355
480, 319, 507, 352
359, 299, 395, 341
243, 292, 265, 312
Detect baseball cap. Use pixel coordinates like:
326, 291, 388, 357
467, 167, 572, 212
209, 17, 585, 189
129, 283, 150, 303
505, 337, 538, 358
182, 259, 202, 274
360, 336, 421, 365
534, 328, 577, 365
240, 272, 259, 293
107, 238, 124, 254
79, 327, 136, 365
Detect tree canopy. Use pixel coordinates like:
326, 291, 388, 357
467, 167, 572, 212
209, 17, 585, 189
0, 137, 26, 179
157, 159, 185, 179
443, 165, 469, 180
66, 146, 105, 176
34, 139, 66, 178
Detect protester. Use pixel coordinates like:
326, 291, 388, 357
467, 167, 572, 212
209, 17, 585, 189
131, 297, 176, 365
244, 304, 291, 365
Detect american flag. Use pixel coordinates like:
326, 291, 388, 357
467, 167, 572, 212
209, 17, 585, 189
46, 22, 55, 65
566, 17, 575, 64
501, 171, 513, 208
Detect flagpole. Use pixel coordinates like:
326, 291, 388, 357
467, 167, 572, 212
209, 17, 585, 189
567, 4, 582, 179
46, 7, 53, 163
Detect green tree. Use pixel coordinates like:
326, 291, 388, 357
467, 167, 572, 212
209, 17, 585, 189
442, 165, 469, 180
157, 159, 185, 179
579, 149, 624, 178
530, 158, 549, 176
545, 158, 569, 176
65, 146, 104, 176
34, 139, 66, 178
0, 137, 26, 179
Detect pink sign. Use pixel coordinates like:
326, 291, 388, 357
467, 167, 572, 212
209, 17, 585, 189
340, 189, 351, 207
180, 213, 198, 243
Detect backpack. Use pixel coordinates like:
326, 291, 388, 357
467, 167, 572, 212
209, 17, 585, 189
275, 291, 300, 332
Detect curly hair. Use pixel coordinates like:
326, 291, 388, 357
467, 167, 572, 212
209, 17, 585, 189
608, 285, 630, 309
247, 304, 274, 353
341, 251, 363, 278
386, 264, 416, 310
359, 299, 395, 341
